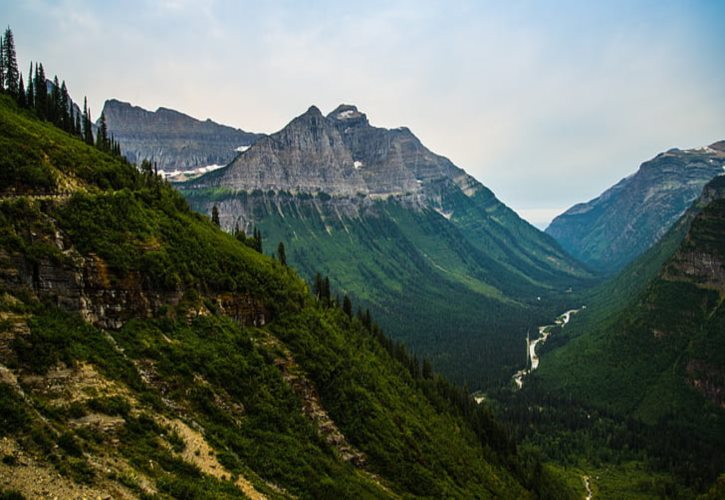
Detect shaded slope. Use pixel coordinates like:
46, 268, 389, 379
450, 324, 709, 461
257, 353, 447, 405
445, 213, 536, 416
546, 143, 725, 274
180, 104, 592, 388
0, 94, 573, 498
537, 175, 725, 468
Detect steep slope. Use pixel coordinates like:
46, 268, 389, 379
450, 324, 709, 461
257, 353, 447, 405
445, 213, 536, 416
546, 142, 725, 274
101, 99, 262, 175
180, 104, 593, 388
536, 175, 725, 478
0, 95, 577, 498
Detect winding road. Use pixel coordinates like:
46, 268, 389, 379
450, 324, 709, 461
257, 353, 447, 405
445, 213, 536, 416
513, 307, 583, 389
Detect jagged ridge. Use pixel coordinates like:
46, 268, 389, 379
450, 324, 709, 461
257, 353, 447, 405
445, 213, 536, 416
546, 143, 725, 274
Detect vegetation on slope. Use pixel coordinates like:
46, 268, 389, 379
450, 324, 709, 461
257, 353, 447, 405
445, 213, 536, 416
0, 94, 576, 498
181, 187, 592, 389
495, 175, 725, 496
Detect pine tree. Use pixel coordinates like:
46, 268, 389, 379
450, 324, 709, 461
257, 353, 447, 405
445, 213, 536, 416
211, 205, 220, 227
82, 97, 94, 145
277, 242, 287, 266
342, 295, 352, 318
3, 28, 20, 97
49, 75, 61, 124
34, 63, 47, 119
25, 63, 33, 109
0, 34, 5, 92
17, 74, 25, 107
74, 110, 81, 137
60, 81, 71, 132
313, 272, 323, 299
96, 111, 109, 151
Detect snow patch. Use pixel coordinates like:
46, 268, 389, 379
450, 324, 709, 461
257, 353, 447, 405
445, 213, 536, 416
337, 110, 356, 120
159, 163, 225, 181
353, 160, 364, 169
434, 207, 453, 220
236, 145, 250, 153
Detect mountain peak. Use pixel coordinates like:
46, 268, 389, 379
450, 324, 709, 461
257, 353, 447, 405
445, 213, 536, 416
327, 104, 369, 126
304, 105, 323, 117
709, 140, 725, 153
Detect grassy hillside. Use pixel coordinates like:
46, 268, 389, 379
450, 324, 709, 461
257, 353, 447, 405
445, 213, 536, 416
180, 186, 592, 389
0, 94, 578, 498
505, 176, 725, 494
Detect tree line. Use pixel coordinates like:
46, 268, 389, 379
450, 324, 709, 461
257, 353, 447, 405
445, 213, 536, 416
0, 26, 122, 158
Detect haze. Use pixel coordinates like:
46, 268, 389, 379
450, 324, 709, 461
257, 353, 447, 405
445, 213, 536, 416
5, 0, 725, 227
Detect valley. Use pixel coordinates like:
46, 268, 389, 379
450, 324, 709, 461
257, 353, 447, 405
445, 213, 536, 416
512, 307, 582, 389
1, 10, 724, 497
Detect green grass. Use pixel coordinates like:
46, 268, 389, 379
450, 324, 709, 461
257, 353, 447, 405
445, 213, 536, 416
0, 94, 573, 498
180, 188, 592, 389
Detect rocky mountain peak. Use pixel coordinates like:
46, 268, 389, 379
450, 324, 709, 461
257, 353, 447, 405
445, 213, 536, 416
102, 99, 261, 172
327, 104, 370, 128
546, 142, 725, 273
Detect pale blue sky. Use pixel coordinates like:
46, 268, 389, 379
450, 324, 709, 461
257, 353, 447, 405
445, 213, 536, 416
4, 0, 725, 227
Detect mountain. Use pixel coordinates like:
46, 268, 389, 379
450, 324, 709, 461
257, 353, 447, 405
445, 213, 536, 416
179, 104, 593, 388
101, 99, 262, 175
0, 94, 582, 498
546, 142, 725, 274
534, 174, 725, 487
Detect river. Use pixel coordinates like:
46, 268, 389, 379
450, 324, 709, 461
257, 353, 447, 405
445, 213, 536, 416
512, 307, 584, 389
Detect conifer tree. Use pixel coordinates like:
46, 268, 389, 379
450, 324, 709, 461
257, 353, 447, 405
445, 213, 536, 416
17, 74, 25, 107
0, 34, 5, 92
211, 205, 220, 227
49, 75, 61, 123
82, 97, 94, 145
60, 81, 70, 131
96, 111, 109, 151
342, 295, 352, 318
34, 63, 47, 119
74, 110, 81, 137
25, 63, 33, 109
277, 241, 287, 266
3, 28, 20, 97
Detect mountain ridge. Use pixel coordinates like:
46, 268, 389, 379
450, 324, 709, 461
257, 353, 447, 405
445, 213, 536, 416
101, 98, 262, 173
546, 143, 725, 273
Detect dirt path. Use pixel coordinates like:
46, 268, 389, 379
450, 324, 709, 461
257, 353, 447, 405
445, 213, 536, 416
583, 474, 593, 499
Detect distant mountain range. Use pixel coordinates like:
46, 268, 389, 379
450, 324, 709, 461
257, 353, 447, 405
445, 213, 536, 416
179, 103, 593, 387
101, 99, 262, 175
546, 142, 725, 274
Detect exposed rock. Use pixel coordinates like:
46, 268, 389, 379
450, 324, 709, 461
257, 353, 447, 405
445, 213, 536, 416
546, 143, 725, 273
102, 99, 262, 172
188, 103, 479, 204
687, 359, 725, 408
3, 236, 266, 332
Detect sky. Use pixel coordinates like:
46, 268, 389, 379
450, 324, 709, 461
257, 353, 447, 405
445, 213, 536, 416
4, 0, 725, 228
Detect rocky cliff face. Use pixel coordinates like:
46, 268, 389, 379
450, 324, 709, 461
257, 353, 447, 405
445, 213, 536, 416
0, 237, 267, 332
101, 99, 262, 172
191, 104, 477, 203
546, 144, 725, 274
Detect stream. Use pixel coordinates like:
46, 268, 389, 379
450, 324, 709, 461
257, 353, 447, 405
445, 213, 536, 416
512, 307, 584, 389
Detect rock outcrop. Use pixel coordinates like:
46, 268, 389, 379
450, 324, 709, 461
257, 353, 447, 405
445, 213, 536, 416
101, 99, 262, 172
546, 143, 725, 273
